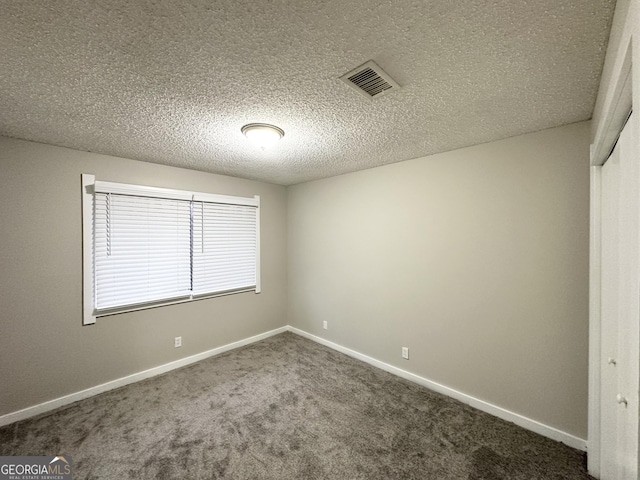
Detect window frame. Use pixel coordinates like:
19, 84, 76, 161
81, 174, 261, 325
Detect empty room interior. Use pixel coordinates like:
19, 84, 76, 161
1, 0, 639, 479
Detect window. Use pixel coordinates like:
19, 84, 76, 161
82, 175, 260, 325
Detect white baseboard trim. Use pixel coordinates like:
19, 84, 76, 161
287, 326, 587, 452
0, 326, 288, 428
0, 324, 588, 452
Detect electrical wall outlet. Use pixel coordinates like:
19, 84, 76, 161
174, 336, 182, 348
402, 347, 409, 359
323, 321, 328, 330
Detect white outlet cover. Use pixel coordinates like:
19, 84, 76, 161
323, 321, 328, 330
402, 347, 409, 359
175, 336, 182, 348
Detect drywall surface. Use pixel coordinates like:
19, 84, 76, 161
287, 122, 590, 438
0, 137, 287, 416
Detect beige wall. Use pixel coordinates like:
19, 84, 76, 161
1, 123, 590, 437
287, 122, 590, 438
0, 137, 287, 416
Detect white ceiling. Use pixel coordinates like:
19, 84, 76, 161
0, 1, 615, 185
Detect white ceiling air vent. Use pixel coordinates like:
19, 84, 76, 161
340, 60, 400, 99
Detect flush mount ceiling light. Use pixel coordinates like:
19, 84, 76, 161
241, 123, 285, 150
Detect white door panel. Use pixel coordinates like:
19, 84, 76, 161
600, 134, 620, 479
599, 113, 639, 480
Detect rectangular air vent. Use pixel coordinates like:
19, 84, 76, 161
340, 60, 400, 99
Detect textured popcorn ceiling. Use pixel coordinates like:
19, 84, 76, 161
0, 1, 615, 185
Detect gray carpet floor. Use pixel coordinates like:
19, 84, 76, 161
0, 332, 592, 479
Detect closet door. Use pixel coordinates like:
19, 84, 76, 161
600, 126, 620, 479
599, 113, 638, 480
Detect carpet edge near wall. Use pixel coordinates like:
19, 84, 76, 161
0, 326, 290, 427
287, 327, 587, 451
0, 325, 586, 452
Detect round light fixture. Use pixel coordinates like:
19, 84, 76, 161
241, 123, 284, 150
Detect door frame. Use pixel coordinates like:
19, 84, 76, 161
588, 1, 635, 475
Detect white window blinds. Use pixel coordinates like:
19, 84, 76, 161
94, 193, 192, 310
84, 175, 260, 322
192, 202, 258, 296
